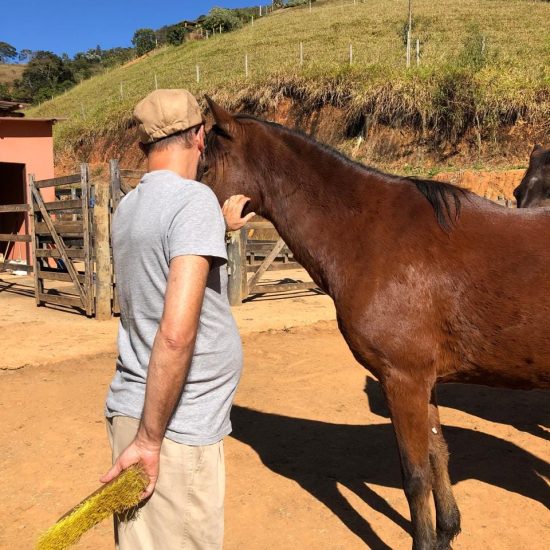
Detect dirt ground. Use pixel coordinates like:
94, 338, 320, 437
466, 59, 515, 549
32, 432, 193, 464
0, 273, 548, 550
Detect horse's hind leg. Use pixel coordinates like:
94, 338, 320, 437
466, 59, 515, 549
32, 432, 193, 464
429, 390, 461, 549
384, 376, 435, 550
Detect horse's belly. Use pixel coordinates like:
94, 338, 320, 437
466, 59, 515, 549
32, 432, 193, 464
437, 360, 550, 390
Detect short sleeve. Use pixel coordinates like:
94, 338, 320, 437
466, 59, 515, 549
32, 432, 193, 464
167, 187, 227, 263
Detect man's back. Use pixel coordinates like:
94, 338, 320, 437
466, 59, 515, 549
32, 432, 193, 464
105, 170, 243, 445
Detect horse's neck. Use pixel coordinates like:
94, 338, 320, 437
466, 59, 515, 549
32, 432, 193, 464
256, 133, 388, 296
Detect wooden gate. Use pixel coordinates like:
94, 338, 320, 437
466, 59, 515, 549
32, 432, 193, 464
29, 165, 95, 315
227, 222, 320, 306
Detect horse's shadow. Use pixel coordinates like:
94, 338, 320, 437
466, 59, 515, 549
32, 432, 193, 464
365, 375, 550, 441
231, 396, 549, 549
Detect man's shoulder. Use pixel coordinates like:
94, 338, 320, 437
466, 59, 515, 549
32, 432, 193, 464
171, 179, 220, 211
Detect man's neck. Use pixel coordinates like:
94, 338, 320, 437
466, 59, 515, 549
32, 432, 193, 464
147, 149, 198, 180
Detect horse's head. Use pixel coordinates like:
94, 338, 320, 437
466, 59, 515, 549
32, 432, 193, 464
200, 97, 265, 215
514, 144, 550, 208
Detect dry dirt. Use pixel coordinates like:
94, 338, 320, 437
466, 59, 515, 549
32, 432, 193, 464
0, 273, 548, 550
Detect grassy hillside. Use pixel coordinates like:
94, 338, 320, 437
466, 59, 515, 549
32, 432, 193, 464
0, 63, 25, 85
28, 0, 549, 162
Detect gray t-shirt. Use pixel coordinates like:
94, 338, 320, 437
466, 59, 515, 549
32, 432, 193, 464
105, 170, 243, 445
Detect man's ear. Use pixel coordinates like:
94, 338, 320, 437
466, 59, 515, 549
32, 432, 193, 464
196, 125, 206, 153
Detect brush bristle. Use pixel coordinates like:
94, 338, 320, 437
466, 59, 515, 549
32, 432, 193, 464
36, 465, 148, 550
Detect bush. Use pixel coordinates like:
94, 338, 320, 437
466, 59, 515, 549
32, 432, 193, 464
167, 25, 188, 46
286, 0, 314, 7
202, 8, 243, 33
132, 29, 156, 57
432, 68, 480, 144
457, 25, 488, 72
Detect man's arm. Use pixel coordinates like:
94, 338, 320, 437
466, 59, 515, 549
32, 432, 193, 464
100, 254, 211, 498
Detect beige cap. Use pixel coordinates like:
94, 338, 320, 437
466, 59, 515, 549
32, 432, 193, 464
133, 89, 204, 144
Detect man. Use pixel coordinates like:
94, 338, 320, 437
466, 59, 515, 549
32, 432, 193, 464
101, 89, 254, 549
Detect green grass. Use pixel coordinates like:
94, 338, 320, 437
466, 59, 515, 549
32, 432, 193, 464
28, 0, 550, 156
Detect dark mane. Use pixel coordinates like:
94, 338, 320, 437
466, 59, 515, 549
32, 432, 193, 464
228, 114, 466, 230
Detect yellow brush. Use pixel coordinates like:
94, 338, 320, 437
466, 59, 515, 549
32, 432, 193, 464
36, 465, 148, 550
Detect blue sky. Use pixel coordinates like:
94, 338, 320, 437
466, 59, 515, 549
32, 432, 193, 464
2, 1, 262, 58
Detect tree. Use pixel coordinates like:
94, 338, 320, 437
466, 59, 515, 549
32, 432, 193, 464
167, 25, 188, 46
0, 82, 12, 100
202, 8, 243, 33
16, 51, 74, 102
132, 28, 157, 56
0, 41, 17, 63
18, 49, 34, 63
100, 47, 134, 68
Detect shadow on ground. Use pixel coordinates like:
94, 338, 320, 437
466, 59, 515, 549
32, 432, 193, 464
365, 375, 550, 441
231, 381, 549, 549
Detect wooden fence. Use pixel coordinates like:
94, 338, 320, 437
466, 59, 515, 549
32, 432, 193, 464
227, 223, 319, 306
110, 160, 318, 307
0, 203, 31, 273
2, 159, 521, 317
0, 164, 111, 318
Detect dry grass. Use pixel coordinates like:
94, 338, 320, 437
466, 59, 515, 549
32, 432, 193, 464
0, 63, 25, 85
27, 0, 550, 157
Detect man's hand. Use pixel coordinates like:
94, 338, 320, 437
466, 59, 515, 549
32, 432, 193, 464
222, 195, 256, 231
100, 436, 160, 499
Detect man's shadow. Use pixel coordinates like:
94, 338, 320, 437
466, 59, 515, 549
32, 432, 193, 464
231, 402, 549, 550
364, 375, 550, 441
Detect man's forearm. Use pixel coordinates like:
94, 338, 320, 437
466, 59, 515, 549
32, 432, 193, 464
136, 331, 196, 447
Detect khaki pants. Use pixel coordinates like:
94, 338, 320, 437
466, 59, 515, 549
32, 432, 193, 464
106, 416, 225, 550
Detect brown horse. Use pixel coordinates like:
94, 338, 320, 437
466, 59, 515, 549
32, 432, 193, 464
514, 144, 550, 208
201, 98, 550, 550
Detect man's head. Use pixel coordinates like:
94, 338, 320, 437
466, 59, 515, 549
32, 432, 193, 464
133, 89, 206, 178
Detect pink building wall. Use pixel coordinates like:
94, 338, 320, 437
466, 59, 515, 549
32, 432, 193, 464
0, 118, 56, 263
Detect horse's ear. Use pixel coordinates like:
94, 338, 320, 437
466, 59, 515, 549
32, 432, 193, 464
205, 96, 235, 136
532, 144, 542, 155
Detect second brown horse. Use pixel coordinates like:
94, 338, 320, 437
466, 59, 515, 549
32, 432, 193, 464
202, 99, 550, 550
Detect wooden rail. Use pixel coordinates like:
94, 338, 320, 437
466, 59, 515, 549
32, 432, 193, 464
0, 233, 32, 242
34, 174, 81, 189
0, 204, 30, 213
227, 223, 320, 306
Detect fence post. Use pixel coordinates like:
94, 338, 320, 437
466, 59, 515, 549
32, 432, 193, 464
109, 160, 122, 315
109, 159, 122, 211
28, 173, 42, 306
227, 228, 247, 306
80, 163, 94, 317
239, 227, 248, 300
94, 179, 111, 320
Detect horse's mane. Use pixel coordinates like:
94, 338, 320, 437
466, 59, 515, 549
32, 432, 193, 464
220, 114, 466, 230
